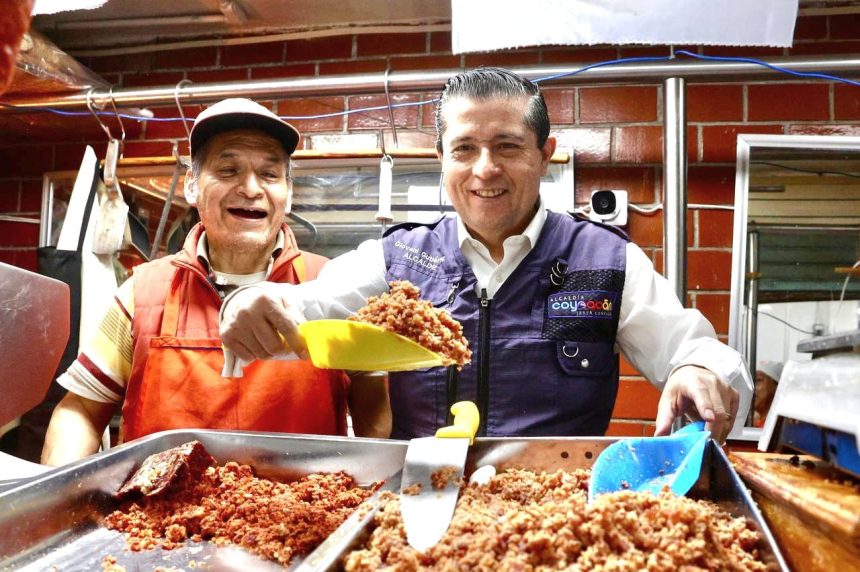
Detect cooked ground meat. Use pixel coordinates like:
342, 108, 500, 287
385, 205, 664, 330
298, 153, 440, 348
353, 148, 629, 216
344, 468, 768, 571
430, 466, 458, 491
105, 455, 378, 566
348, 280, 471, 368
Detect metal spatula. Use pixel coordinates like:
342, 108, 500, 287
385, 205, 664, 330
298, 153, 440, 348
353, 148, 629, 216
588, 421, 710, 503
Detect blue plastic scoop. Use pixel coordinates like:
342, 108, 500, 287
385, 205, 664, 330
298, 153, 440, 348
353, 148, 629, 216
588, 421, 710, 503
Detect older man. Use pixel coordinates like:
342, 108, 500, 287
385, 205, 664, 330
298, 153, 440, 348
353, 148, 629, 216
220, 68, 751, 443
41, 98, 389, 466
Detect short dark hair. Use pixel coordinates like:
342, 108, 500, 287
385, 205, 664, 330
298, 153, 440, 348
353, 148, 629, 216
434, 67, 550, 153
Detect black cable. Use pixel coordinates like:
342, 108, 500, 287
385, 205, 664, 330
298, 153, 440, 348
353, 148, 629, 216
753, 308, 814, 335
751, 161, 860, 180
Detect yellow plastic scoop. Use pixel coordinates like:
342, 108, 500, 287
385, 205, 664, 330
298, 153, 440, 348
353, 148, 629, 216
297, 319, 446, 371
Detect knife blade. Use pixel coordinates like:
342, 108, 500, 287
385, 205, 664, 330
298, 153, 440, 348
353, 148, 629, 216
400, 401, 479, 552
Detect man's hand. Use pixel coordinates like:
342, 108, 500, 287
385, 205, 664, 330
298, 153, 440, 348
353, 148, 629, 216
220, 283, 308, 363
654, 365, 739, 443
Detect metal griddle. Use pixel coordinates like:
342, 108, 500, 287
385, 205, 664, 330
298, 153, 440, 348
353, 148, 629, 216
0, 431, 788, 571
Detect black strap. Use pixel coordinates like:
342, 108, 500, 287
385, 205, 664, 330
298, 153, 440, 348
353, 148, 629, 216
75, 162, 101, 253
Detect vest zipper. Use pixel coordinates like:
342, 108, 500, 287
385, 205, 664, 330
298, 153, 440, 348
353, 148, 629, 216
478, 287, 491, 436
445, 366, 458, 425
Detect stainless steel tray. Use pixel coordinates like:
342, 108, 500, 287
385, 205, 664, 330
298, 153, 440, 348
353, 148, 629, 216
0, 430, 408, 571
300, 438, 790, 572
0, 433, 788, 571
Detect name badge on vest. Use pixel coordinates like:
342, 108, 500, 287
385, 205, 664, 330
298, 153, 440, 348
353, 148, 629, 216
547, 291, 617, 320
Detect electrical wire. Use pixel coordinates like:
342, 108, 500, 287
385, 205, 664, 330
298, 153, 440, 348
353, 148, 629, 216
751, 160, 860, 180
626, 203, 734, 215
754, 308, 815, 335
832, 259, 860, 331
2, 49, 858, 123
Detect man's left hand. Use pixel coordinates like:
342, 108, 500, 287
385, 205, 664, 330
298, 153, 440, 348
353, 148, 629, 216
654, 365, 739, 444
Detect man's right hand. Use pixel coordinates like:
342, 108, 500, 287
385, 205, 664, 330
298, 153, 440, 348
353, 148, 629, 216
220, 283, 309, 363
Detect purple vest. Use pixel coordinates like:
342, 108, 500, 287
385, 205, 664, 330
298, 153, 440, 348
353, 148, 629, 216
382, 211, 628, 438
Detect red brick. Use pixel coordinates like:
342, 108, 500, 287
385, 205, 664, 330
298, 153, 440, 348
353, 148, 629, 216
540, 47, 617, 65
627, 210, 663, 248
15, 249, 38, 272
187, 68, 249, 83
464, 51, 539, 68
543, 89, 574, 125
611, 379, 660, 419
688, 166, 737, 205
834, 84, 860, 120
0, 146, 53, 176
347, 94, 420, 130
88, 53, 153, 74
619, 355, 642, 376
701, 124, 783, 163
286, 36, 353, 62
0, 181, 19, 211
606, 421, 654, 437
121, 71, 185, 88
430, 31, 451, 53
695, 292, 730, 335
278, 97, 346, 132
704, 46, 785, 58
830, 15, 860, 39
0, 250, 13, 264
748, 84, 830, 121
53, 143, 107, 171
381, 130, 435, 150
574, 166, 656, 204
122, 140, 175, 158
143, 105, 204, 141
687, 249, 733, 290
694, 209, 734, 248
687, 85, 743, 122
0, 221, 39, 246
652, 249, 664, 274
554, 128, 611, 163
421, 93, 440, 128
20, 181, 42, 212
793, 16, 828, 40
357, 33, 425, 57
789, 124, 860, 136
153, 47, 217, 70
390, 55, 462, 71
221, 42, 284, 66
614, 126, 662, 164
579, 86, 658, 124
319, 59, 387, 75
618, 46, 673, 58
788, 40, 860, 56
251, 63, 316, 79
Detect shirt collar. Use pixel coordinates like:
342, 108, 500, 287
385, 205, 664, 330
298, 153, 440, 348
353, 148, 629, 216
456, 198, 548, 250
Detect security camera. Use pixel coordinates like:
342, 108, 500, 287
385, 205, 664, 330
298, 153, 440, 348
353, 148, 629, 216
588, 190, 628, 226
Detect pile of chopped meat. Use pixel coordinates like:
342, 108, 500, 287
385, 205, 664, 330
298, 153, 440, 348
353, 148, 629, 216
344, 468, 768, 571
104, 442, 378, 566
348, 280, 471, 367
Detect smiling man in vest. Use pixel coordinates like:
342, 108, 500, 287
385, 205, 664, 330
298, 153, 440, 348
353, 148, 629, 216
219, 68, 752, 444
41, 98, 390, 466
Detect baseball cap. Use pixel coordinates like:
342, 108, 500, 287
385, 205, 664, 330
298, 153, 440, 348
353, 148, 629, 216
189, 98, 300, 158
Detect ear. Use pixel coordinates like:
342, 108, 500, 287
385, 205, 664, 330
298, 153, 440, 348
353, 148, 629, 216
183, 169, 198, 206
540, 135, 557, 175
284, 177, 293, 214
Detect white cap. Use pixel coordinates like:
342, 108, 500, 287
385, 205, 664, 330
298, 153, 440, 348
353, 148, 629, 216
190, 98, 300, 158
757, 360, 784, 383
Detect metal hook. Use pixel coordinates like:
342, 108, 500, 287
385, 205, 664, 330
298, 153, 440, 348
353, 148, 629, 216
107, 86, 125, 148
562, 344, 580, 358
85, 87, 113, 141
382, 67, 399, 149
174, 79, 193, 143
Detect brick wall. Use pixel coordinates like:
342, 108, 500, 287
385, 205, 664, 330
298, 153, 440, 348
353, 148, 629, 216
2, 16, 859, 435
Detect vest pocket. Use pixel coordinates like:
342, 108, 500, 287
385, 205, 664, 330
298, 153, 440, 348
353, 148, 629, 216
556, 341, 614, 377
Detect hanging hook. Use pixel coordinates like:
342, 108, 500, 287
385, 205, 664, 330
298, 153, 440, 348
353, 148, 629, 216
382, 67, 399, 150
85, 87, 113, 141
107, 86, 126, 152
174, 79, 193, 143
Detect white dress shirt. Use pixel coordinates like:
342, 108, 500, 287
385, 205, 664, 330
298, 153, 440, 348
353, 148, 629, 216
233, 202, 753, 428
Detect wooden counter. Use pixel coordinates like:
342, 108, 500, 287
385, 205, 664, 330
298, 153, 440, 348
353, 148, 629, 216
730, 452, 860, 572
